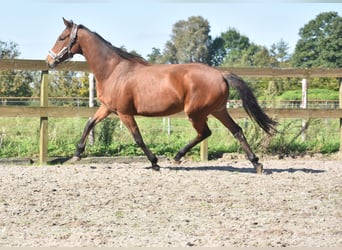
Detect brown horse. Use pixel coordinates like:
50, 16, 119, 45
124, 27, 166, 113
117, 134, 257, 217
46, 18, 276, 173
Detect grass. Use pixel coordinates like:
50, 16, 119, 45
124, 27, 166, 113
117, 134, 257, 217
0, 116, 340, 160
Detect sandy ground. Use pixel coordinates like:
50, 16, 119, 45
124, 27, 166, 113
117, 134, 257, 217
0, 154, 341, 247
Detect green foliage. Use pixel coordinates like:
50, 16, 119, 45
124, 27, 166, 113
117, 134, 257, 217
147, 47, 163, 64
97, 118, 118, 147
0, 117, 340, 160
0, 41, 20, 59
215, 28, 253, 66
0, 70, 34, 97
292, 11, 342, 68
212, 28, 289, 67
222, 45, 270, 67
150, 11, 339, 69
277, 88, 339, 101
163, 16, 212, 64
0, 40, 35, 97
269, 38, 291, 67
48, 71, 89, 98
307, 77, 340, 91
266, 118, 340, 156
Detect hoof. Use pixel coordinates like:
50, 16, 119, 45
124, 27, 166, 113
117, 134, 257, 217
173, 152, 184, 163
255, 163, 263, 174
146, 164, 160, 171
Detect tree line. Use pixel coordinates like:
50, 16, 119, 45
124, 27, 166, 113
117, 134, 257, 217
0, 11, 341, 98
147, 12, 341, 68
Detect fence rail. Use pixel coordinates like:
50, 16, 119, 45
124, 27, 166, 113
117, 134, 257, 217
1, 58, 342, 77
1, 97, 340, 109
1, 59, 342, 164
1, 106, 342, 119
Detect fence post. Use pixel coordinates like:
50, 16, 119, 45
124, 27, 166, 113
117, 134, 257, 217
88, 73, 95, 145
200, 139, 208, 161
167, 117, 171, 135
301, 78, 308, 142
39, 71, 49, 165
339, 78, 342, 153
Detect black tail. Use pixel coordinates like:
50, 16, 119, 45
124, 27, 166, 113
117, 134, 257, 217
223, 73, 277, 135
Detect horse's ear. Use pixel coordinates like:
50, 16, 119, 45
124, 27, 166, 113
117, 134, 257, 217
62, 17, 73, 28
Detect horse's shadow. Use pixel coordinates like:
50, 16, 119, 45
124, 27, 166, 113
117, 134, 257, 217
49, 157, 325, 175
164, 165, 325, 174
48, 157, 72, 165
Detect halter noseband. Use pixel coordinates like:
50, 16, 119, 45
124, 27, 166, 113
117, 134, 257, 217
49, 24, 78, 64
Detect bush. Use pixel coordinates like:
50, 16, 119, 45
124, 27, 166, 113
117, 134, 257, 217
277, 88, 339, 101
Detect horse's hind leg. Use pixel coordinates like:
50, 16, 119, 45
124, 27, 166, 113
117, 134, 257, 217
212, 109, 263, 174
118, 113, 160, 171
174, 116, 212, 162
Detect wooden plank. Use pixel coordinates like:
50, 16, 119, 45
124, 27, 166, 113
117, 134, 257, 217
0, 59, 89, 72
264, 108, 342, 119
216, 67, 342, 78
0, 106, 97, 117
308, 68, 342, 78
1, 106, 341, 119
1, 59, 342, 77
155, 108, 342, 119
0, 59, 48, 71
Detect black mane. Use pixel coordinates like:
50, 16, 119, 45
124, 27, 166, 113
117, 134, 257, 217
78, 24, 150, 66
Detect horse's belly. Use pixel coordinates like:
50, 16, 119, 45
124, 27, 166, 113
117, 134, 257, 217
135, 99, 184, 116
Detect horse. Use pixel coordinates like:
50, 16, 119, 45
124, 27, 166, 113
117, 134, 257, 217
46, 18, 276, 173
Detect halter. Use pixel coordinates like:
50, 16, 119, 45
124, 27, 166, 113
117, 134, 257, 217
48, 24, 78, 64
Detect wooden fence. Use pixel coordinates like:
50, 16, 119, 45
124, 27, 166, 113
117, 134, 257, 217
1, 59, 342, 164
1, 97, 340, 109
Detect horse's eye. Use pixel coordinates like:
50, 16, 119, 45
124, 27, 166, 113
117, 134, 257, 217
59, 36, 67, 41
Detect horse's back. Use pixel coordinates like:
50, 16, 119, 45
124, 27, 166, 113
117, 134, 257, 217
141, 63, 226, 93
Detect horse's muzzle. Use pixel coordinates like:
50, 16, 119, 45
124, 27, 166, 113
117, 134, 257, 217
46, 56, 57, 69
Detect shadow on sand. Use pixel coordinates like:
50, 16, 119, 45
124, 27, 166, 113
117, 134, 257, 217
47, 156, 325, 175
164, 165, 325, 174
48, 157, 72, 165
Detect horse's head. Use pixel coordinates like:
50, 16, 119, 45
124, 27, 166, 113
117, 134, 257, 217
46, 18, 81, 68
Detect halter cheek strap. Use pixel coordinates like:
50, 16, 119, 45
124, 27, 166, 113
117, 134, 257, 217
49, 24, 78, 64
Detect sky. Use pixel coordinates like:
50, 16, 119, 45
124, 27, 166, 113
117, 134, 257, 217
0, 0, 341, 60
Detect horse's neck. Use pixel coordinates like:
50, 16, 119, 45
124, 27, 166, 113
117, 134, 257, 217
79, 30, 121, 82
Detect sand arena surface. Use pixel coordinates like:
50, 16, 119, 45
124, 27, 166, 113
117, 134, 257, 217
0, 154, 341, 247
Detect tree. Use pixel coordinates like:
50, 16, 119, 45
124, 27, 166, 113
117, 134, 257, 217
48, 71, 89, 98
163, 16, 212, 64
292, 11, 342, 68
0, 41, 20, 59
214, 28, 251, 66
252, 46, 273, 67
221, 28, 250, 53
215, 28, 273, 67
147, 47, 163, 64
270, 38, 290, 67
162, 41, 178, 64
0, 41, 33, 97
222, 42, 272, 67
208, 37, 225, 66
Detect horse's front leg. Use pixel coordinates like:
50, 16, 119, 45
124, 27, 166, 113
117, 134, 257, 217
72, 105, 111, 162
118, 113, 160, 170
